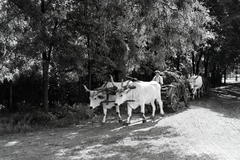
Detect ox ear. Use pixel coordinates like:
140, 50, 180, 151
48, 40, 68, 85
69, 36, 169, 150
128, 85, 136, 90
98, 95, 105, 99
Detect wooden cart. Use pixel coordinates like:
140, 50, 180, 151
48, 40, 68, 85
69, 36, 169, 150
160, 71, 190, 112
161, 82, 189, 112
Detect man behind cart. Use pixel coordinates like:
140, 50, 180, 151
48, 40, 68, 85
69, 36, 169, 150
152, 70, 164, 86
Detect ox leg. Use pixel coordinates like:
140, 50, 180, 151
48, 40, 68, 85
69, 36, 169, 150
198, 88, 201, 98
150, 102, 156, 120
201, 87, 204, 97
140, 104, 147, 123
192, 89, 196, 100
102, 108, 107, 124
125, 106, 132, 125
156, 98, 164, 116
115, 105, 122, 123
197, 89, 200, 98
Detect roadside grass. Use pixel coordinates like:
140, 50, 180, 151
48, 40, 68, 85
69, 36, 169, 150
0, 103, 93, 136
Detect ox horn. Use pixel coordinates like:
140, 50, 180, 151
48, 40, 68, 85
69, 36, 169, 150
110, 75, 118, 88
126, 80, 131, 88
121, 79, 124, 88
83, 84, 91, 92
97, 82, 107, 91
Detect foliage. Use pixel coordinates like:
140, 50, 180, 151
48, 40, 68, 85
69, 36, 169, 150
0, 0, 217, 113
0, 102, 93, 135
201, 0, 240, 81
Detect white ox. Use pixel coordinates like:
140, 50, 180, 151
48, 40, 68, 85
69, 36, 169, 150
112, 80, 164, 125
83, 79, 131, 124
188, 75, 203, 100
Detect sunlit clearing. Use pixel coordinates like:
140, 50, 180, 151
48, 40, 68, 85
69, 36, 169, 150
132, 126, 155, 133
5, 141, 19, 147
72, 144, 103, 159
111, 117, 163, 132
64, 132, 78, 139
55, 148, 70, 156
111, 126, 126, 132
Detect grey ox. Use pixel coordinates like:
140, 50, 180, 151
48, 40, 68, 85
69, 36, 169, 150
112, 79, 164, 125
83, 78, 131, 124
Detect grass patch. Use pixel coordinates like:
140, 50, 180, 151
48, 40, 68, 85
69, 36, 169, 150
0, 103, 93, 136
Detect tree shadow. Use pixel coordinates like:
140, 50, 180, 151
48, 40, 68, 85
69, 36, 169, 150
0, 107, 218, 160
52, 124, 219, 160
211, 83, 240, 100
189, 83, 240, 120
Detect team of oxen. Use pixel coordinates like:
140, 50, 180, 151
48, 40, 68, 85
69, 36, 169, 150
83, 74, 210, 125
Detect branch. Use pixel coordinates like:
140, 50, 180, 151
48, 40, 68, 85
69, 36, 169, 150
45, 0, 52, 11
160, 1, 178, 11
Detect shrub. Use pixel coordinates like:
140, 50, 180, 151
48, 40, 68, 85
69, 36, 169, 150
0, 115, 35, 136
0, 103, 94, 135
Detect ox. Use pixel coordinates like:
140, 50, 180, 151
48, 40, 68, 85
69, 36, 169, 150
83, 78, 131, 124
112, 80, 164, 125
188, 75, 203, 100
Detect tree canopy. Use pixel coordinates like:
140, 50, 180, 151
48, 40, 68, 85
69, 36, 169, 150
1, 0, 237, 111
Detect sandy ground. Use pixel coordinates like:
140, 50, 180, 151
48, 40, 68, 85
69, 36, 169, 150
1, 83, 240, 160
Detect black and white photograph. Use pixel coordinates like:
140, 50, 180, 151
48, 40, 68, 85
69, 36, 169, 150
0, 0, 240, 159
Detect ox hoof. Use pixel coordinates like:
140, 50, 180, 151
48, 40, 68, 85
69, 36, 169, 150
118, 119, 123, 123
150, 115, 155, 120
101, 122, 106, 125
123, 122, 130, 126
142, 119, 147, 123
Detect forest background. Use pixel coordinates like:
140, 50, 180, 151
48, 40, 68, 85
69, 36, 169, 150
0, 0, 239, 128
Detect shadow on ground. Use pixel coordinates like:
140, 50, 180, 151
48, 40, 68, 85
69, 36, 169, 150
51, 121, 219, 160
189, 83, 240, 120
211, 83, 240, 100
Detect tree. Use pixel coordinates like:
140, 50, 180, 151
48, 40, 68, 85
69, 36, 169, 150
6, 0, 86, 112
201, 0, 240, 85
0, 0, 217, 110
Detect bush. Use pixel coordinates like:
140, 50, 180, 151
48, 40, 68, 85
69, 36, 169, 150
51, 102, 93, 120
0, 115, 35, 136
0, 103, 94, 135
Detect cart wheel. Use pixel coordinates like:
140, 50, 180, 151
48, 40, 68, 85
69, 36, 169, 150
171, 94, 179, 112
184, 89, 189, 107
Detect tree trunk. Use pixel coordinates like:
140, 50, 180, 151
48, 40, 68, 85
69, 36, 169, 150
9, 80, 13, 112
211, 64, 216, 87
42, 51, 50, 113
191, 51, 195, 75
235, 66, 238, 81
196, 50, 204, 75
78, 78, 81, 102
87, 34, 92, 90
224, 66, 227, 84
176, 52, 180, 71
204, 52, 209, 78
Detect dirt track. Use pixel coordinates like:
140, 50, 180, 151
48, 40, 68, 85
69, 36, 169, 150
1, 83, 240, 160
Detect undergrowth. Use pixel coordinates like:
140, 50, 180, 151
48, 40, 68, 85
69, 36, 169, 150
0, 103, 93, 136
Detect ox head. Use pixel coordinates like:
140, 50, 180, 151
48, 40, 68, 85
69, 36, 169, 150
188, 76, 198, 97
188, 78, 195, 91
83, 85, 107, 109
110, 76, 135, 106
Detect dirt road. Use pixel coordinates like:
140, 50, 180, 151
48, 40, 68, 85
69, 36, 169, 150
1, 83, 240, 160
